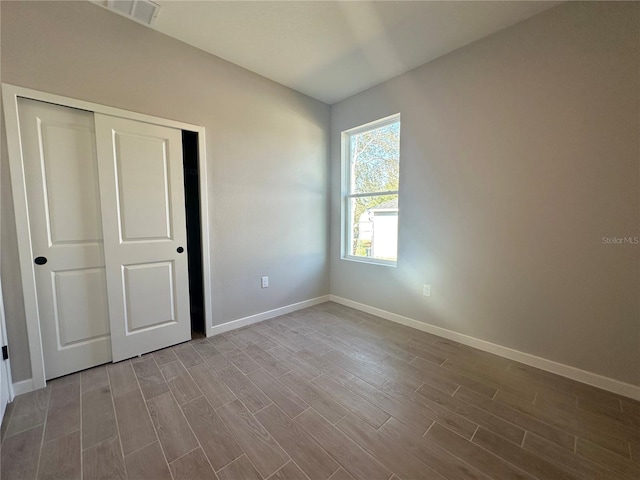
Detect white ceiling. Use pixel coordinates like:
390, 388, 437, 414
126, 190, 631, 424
102, 1, 562, 104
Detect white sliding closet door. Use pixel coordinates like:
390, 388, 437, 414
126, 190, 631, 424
17, 99, 112, 379
94, 114, 191, 362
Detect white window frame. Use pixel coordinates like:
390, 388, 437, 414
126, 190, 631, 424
341, 113, 400, 267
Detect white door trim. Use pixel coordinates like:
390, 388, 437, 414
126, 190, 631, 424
2, 83, 213, 390
0, 277, 15, 409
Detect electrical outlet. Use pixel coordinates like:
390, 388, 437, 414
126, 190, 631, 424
261, 276, 269, 288
422, 284, 431, 297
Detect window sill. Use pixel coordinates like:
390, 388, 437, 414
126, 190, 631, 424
341, 255, 397, 268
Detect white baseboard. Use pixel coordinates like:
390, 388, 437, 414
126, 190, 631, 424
330, 295, 640, 401
13, 293, 638, 401
210, 295, 331, 336
12, 378, 34, 396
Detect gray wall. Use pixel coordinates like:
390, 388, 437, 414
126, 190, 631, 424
330, 2, 640, 386
1, 1, 330, 382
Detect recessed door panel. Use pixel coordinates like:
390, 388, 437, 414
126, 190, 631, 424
53, 268, 110, 347
114, 133, 172, 242
123, 262, 176, 333
18, 98, 112, 379
96, 114, 191, 362
39, 122, 103, 245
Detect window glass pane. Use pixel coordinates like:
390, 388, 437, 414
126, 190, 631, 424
348, 194, 398, 261
350, 122, 400, 194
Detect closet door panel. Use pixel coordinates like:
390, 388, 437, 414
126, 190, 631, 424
122, 262, 176, 332
95, 114, 191, 362
114, 132, 172, 241
17, 98, 112, 379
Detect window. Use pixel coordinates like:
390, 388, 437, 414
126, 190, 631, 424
342, 114, 400, 265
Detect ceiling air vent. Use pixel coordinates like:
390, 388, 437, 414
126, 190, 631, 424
106, 0, 160, 26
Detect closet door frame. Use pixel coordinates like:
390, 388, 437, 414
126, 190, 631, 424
2, 83, 213, 391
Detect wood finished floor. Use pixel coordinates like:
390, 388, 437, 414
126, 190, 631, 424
1, 302, 639, 480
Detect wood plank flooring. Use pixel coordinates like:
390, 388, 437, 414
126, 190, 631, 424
1, 302, 639, 480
